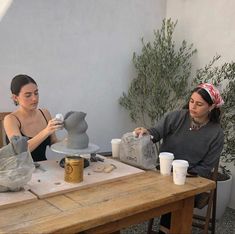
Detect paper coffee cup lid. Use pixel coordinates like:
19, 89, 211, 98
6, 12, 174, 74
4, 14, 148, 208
172, 160, 189, 167
111, 139, 121, 143
159, 152, 174, 159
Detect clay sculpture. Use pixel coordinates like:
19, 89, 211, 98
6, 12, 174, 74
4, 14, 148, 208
64, 111, 89, 149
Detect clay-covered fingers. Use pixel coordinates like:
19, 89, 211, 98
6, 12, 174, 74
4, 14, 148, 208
133, 127, 148, 137
54, 118, 64, 130
47, 118, 64, 133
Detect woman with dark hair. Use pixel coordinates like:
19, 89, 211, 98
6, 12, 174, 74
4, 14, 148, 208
134, 83, 224, 233
4, 74, 63, 162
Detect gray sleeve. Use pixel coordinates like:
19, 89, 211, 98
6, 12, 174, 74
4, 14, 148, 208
148, 111, 181, 142
189, 130, 224, 177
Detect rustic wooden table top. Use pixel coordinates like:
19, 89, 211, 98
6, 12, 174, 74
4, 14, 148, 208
0, 170, 215, 234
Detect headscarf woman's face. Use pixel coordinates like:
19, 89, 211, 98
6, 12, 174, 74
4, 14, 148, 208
189, 92, 212, 120
13, 83, 39, 110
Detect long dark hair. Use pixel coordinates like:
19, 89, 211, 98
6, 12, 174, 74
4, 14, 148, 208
184, 87, 221, 123
11, 74, 37, 105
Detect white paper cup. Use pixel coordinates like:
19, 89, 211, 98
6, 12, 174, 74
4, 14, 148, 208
159, 152, 174, 175
172, 160, 189, 185
111, 139, 121, 158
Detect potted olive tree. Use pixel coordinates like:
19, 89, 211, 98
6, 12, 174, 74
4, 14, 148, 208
119, 18, 196, 155
119, 18, 196, 129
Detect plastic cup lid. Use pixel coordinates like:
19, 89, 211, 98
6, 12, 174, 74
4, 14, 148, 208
111, 139, 121, 144
172, 160, 189, 167
159, 152, 174, 159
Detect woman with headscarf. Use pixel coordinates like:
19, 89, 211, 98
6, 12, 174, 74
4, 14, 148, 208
134, 83, 224, 233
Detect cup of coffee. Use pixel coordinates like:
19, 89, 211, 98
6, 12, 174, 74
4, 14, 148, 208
159, 152, 174, 175
111, 139, 121, 158
172, 160, 189, 185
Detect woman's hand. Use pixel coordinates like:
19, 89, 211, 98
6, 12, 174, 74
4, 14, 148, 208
134, 127, 149, 137
45, 118, 64, 135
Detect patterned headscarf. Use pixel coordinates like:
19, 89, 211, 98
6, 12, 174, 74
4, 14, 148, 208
198, 83, 224, 107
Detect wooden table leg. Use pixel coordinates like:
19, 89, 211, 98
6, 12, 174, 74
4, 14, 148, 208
170, 196, 194, 234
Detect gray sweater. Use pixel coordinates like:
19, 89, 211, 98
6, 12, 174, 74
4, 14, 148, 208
148, 109, 224, 177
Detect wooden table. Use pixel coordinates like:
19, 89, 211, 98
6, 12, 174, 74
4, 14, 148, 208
0, 171, 215, 234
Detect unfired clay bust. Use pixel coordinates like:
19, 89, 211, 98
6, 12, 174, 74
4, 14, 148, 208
64, 111, 89, 149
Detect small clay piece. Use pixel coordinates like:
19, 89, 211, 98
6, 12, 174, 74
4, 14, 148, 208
104, 164, 116, 173
92, 163, 116, 173
34, 162, 40, 168
92, 164, 105, 172
55, 113, 64, 122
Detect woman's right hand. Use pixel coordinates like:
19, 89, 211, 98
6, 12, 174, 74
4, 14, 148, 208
45, 118, 64, 135
134, 127, 149, 137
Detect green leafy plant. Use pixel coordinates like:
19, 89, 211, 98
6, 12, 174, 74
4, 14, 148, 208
119, 18, 197, 127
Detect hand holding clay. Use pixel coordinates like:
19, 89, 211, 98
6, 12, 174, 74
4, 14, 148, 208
45, 118, 64, 134
55, 113, 64, 122
55, 113, 64, 130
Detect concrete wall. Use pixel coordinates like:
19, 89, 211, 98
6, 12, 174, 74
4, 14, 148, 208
0, 0, 166, 154
166, 0, 235, 69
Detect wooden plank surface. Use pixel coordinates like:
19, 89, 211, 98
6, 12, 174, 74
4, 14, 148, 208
0, 171, 215, 234
28, 156, 144, 198
0, 188, 37, 209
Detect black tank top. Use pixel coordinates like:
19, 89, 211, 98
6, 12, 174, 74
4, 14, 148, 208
7, 109, 51, 162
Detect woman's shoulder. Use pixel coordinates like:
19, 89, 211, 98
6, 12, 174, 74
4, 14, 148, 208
210, 122, 224, 134
39, 108, 52, 121
3, 111, 21, 127
4, 111, 19, 121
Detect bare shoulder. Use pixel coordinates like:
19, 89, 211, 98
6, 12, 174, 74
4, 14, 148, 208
40, 108, 52, 120
3, 112, 21, 133
4, 112, 19, 124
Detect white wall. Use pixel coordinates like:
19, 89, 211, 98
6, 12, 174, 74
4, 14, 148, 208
0, 0, 166, 154
166, 0, 235, 69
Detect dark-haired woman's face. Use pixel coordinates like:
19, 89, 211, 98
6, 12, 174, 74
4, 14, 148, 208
189, 92, 212, 120
13, 83, 39, 110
